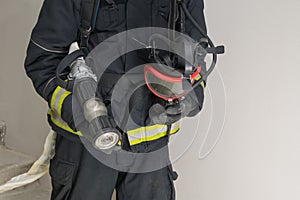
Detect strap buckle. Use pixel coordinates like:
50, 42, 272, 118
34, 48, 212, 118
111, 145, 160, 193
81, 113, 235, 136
79, 26, 92, 49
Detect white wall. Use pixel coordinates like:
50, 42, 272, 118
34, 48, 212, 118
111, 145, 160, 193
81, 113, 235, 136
0, 0, 299, 199
0, 0, 48, 157
174, 0, 300, 199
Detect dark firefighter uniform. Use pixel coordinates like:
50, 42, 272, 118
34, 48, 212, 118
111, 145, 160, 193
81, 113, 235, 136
24, 0, 207, 199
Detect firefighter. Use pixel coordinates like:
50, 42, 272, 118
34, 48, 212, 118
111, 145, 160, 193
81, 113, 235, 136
24, 0, 208, 199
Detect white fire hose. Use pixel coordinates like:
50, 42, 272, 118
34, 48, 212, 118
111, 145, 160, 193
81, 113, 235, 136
0, 43, 79, 194
0, 130, 56, 194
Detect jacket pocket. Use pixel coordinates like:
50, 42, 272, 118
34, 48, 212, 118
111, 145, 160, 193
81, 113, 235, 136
50, 158, 76, 200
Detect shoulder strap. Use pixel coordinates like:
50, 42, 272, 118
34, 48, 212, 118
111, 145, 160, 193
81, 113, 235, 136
168, 0, 180, 41
79, 0, 117, 49
168, 0, 178, 31
79, 0, 101, 49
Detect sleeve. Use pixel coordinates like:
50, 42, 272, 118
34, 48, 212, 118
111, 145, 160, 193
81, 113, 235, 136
24, 0, 81, 101
185, 0, 207, 116
24, 0, 81, 130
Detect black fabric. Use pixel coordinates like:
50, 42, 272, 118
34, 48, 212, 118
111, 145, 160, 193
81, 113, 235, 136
24, 0, 206, 133
185, 0, 207, 41
79, 0, 100, 48
24, 41, 67, 101
187, 83, 205, 117
24, 0, 81, 101
25, 0, 207, 198
50, 134, 176, 200
80, 0, 97, 30
168, 0, 178, 31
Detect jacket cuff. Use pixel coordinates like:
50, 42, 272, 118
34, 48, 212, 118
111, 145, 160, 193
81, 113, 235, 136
50, 86, 72, 118
60, 94, 76, 131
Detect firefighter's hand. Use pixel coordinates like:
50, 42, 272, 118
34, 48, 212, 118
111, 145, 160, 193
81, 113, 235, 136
172, 91, 201, 117
149, 90, 203, 124
149, 103, 182, 125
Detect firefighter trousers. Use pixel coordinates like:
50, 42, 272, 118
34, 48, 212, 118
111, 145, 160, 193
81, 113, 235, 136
50, 134, 178, 200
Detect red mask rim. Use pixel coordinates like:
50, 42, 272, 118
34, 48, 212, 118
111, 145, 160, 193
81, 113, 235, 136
144, 64, 201, 101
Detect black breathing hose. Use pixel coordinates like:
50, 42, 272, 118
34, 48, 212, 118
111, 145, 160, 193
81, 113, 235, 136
55, 49, 86, 91
179, 1, 219, 81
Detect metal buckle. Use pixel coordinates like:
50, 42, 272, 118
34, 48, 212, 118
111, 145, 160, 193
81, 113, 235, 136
79, 26, 92, 49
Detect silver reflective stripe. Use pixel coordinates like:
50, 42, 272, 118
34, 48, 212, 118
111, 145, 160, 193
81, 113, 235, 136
127, 121, 181, 146
31, 39, 68, 54
48, 110, 82, 136
127, 125, 168, 142
51, 112, 69, 128
170, 121, 181, 132
53, 89, 65, 114
50, 86, 71, 117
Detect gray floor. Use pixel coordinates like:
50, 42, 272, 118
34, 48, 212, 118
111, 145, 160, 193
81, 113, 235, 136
0, 147, 51, 200
0, 174, 51, 200
0, 173, 118, 200
0, 147, 117, 200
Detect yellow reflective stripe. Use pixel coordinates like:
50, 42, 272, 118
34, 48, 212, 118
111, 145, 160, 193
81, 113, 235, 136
128, 122, 181, 146
48, 110, 82, 136
194, 74, 201, 81
127, 124, 166, 136
194, 74, 205, 89
57, 91, 71, 117
129, 131, 169, 146
50, 86, 71, 117
170, 121, 181, 133
50, 87, 61, 112
127, 125, 168, 142
200, 81, 205, 88
170, 125, 180, 134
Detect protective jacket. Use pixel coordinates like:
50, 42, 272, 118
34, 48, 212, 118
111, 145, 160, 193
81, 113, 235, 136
24, 0, 206, 147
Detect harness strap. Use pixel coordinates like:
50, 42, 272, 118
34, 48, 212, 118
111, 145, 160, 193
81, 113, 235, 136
168, 0, 179, 41
79, 0, 117, 49
80, 0, 100, 48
